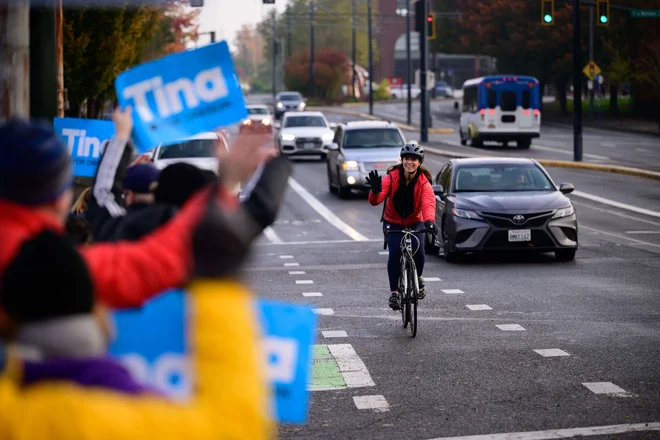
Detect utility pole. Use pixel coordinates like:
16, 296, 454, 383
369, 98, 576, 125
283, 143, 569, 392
352, 0, 357, 99
367, 0, 373, 115
0, 2, 30, 120
406, 0, 412, 125
286, 7, 292, 57
588, 5, 594, 121
419, 0, 429, 142
272, 11, 277, 98
572, 0, 583, 161
281, 37, 286, 91
309, 0, 315, 98
30, 2, 58, 119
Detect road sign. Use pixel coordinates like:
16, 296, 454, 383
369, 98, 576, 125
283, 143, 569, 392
631, 9, 660, 18
583, 61, 601, 80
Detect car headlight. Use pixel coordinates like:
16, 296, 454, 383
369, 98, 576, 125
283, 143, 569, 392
277, 103, 283, 108
322, 132, 334, 141
451, 208, 483, 220
262, 118, 271, 125
552, 205, 575, 219
242, 119, 251, 125
281, 133, 295, 141
299, 102, 306, 109
342, 160, 359, 171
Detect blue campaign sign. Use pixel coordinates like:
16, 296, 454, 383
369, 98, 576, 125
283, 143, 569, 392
256, 299, 317, 424
115, 41, 247, 152
53, 117, 115, 178
108, 291, 317, 423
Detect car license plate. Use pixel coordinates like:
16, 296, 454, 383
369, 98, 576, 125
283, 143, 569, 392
303, 142, 315, 148
508, 229, 531, 242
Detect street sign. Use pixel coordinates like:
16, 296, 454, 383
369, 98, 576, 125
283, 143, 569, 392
631, 9, 660, 18
583, 61, 601, 80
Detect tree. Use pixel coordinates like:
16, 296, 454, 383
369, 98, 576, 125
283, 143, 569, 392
141, 1, 200, 61
232, 25, 265, 81
284, 47, 351, 100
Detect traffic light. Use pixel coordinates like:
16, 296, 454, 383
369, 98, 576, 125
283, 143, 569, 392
541, 0, 554, 25
597, 0, 610, 26
427, 12, 436, 40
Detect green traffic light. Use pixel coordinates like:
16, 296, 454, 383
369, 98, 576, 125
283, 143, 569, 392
599, 15, 608, 23
543, 14, 553, 23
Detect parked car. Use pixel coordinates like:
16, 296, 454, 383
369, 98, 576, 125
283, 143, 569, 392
434, 81, 454, 98
428, 157, 577, 262
277, 111, 335, 159
326, 120, 406, 198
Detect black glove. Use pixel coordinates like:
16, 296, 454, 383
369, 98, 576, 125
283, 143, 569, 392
365, 170, 382, 194
425, 220, 437, 236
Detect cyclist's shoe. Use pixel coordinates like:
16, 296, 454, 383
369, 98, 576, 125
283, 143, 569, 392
417, 277, 426, 299
388, 291, 401, 310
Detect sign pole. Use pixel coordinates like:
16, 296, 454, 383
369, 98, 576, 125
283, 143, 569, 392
572, 0, 583, 162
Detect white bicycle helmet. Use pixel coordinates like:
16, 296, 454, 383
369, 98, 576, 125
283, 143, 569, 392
400, 141, 424, 163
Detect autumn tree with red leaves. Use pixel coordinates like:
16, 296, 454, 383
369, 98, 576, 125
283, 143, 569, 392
284, 47, 351, 100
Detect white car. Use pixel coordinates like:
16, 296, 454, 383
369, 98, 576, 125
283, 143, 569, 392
277, 111, 336, 159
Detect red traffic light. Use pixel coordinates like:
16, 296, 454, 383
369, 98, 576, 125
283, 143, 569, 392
427, 16, 433, 21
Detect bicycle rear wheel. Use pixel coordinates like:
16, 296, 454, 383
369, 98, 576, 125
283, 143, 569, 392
407, 263, 418, 337
399, 258, 408, 328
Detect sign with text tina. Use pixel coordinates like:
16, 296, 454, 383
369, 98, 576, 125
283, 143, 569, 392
108, 291, 317, 424
115, 41, 247, 152
53, 117, 115, 178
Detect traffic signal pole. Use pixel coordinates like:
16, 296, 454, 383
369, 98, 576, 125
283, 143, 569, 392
572, 0, 583, 162
406, 0, 412, 125
419, 0, 429, 142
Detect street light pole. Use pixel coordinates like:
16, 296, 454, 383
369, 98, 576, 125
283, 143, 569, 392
272, 12, 277, 99
368, 0, 373, 115
309, 0, 315, 98
352, 0, 357, 99
588, 5, 594, 122
406, 0, 411, 125
420, 0, 429, 142
572, 0, 583, 162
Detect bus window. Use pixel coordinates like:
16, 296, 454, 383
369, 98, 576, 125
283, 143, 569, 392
522, 90, 531, 109
463, 85, 478, 112
501, 91, 517, 111
487, 89, 497, 109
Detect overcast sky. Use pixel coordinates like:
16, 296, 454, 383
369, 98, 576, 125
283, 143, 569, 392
193, 0, 289, 50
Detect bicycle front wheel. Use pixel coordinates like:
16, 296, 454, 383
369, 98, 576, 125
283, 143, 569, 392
407, 263, 418, 337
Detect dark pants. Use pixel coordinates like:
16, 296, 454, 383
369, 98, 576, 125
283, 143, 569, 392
383, 221, 426, 292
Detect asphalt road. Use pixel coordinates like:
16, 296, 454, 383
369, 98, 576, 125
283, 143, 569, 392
316, 99, 660, 172
232, 97, 660, 440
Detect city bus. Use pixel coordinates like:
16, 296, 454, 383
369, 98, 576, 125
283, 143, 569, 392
459, 75, 541, 149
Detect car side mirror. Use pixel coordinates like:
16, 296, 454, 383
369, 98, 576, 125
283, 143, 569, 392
329, 122, 337, 130
327, 143, 339, 151
432, 184, 445, 198
559, 183, 575, 194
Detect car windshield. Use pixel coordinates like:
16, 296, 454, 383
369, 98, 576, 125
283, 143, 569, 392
247, 107, 268, 115
343, 128, 405, 148
158, 139, 215, 159
454, 164, 554, 192
284, 116, 326, 128
279, 94, 301, 101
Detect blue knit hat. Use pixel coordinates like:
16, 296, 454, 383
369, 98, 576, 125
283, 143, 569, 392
123, 163, 160, 194
0, 118, 73, 206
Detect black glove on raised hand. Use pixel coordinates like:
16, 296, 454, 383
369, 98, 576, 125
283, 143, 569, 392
425, 220, 437, 236
365, 170, 382, 194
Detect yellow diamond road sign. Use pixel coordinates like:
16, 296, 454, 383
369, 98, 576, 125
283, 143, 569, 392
583, 61, 601, 80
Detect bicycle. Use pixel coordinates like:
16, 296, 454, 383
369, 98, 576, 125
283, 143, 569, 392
384, 226, 434, 338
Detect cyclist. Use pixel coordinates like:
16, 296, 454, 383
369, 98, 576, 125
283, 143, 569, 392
366, 142, 437, 310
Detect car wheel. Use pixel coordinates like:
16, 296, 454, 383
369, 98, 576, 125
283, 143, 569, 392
327, 164, 337, 194
459, 129, 467, 146
555, 249, 576, 262
442, 224, 460, 263
517, 139, 531, 149
337, 167, 351, 199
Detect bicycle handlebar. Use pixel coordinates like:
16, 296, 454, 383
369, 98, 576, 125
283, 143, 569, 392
385, 228, 434, 235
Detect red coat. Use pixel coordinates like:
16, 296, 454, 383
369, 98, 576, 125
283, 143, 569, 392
0, 187, 236, 331
368, 168, 436, 227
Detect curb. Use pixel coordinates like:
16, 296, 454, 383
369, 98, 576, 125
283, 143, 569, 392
542, 119, 660, 138
309, 106, 455, 134
423, 146, 660, 181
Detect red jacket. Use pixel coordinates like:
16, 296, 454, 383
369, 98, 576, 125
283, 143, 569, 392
368, 168, 436, 227
0, 187, 237, 331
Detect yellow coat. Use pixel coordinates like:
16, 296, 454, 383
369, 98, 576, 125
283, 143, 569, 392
0, 280, 274, 440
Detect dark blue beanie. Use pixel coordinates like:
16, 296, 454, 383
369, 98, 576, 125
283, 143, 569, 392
0, 118, 73, 205
124, 163, 160, 194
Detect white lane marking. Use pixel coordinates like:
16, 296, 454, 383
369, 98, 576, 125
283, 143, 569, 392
258, 238, 382, 246
423, 422, 660, 440
572, 191, 660, 219
442, 289, 464, 294
534, 349, 570, 357
571, 200, 660, 228
533, 144, 610, 160
296, 280, 314, 284
626, 230, 660, 234
378, 251, 389, 255
288, 178, 370, 241
466, 304, 492, 311
279, 255, 294, 259
302, 292, 323, 297
496, 324, 526, 331
263, 227, 283, 244
635, 147, 651, 153
601, 142, 616, 148
581, 225, 660, 249
328, 344, 376, 387
582, 382, 633, 397
424, 277, 442, 282
353, 395, 390, 412
289, 271, 306, 274
322, 330, 347, 338
284, 262, 300, 267
313, 308, 334, 315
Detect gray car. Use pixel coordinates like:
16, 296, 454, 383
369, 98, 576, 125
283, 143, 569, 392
428, 157, 578, 262
326, 121, 406, 198
274, 91, 306, 119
